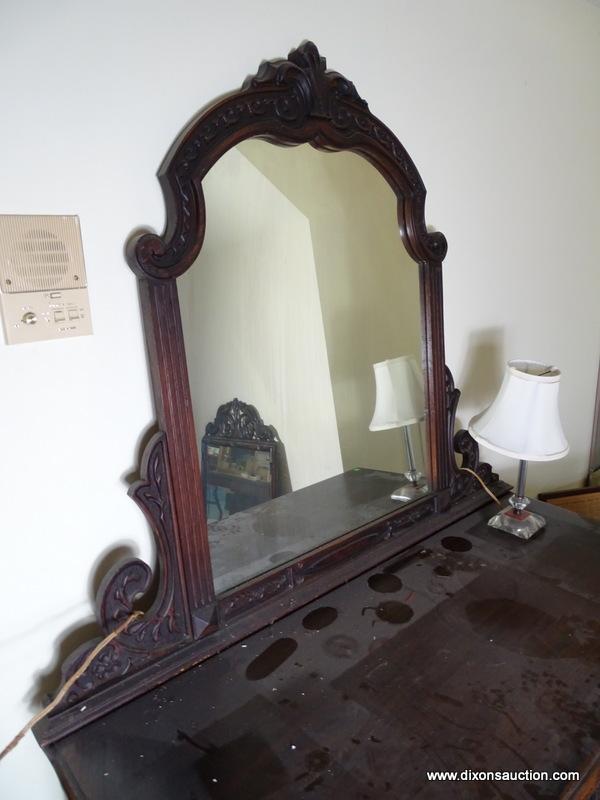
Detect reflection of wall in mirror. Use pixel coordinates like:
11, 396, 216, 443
238, 141, 425, 476
179, 141, 426, 493
178, 146, 343, 491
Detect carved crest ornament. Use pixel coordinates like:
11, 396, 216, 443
205, 398, 277, 442
35, 42, 506, 747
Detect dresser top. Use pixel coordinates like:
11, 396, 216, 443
47, 501, 600, 799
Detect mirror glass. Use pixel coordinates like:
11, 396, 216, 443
179, 140, 429, 594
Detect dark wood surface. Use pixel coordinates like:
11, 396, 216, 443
47, 501, 600, 799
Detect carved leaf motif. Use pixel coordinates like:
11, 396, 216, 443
205, 398, 276, 442
128, 40, 446, 280
96, 559, 152, 632
444, 366, 499, 500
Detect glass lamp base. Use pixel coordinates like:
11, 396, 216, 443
488, 505, 546, 540
392, 477, 429, 502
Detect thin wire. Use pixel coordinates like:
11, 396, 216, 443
459, 467, 502, 506
0, 611, 144, 762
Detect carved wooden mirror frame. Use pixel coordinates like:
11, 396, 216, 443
36, 41, 507, 747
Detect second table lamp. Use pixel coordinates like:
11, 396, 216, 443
468, 359, 569, 539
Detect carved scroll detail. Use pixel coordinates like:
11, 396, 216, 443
205, 398, 277, 442
445, 367, 498, 500
127, 40, 446, 281
96, 558, 152, 632
53, 433, 190, 710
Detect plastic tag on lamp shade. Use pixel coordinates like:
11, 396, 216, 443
369, 355, 424, 430
468, 360, 569, 461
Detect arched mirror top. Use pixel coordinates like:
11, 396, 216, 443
126, 40, 447, 281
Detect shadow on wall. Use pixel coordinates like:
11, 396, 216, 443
26, 542, 142, 711
120, 423, 161, 486
455, 327, 505, 431
26, 427, 163, 712
272, 429, 292, 496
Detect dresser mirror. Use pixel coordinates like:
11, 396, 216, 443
35, 41, 504, 748
178, 140, 427, 594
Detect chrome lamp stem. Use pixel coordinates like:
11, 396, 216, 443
391, 424, 428, 502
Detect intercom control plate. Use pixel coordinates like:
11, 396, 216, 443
0, 214, 93, 345
0, 288, 92, 344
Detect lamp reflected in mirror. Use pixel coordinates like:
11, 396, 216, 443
369, 356, 429, 502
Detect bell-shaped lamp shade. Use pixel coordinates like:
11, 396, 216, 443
369, 356, 424, 431
468, 360, 569, 461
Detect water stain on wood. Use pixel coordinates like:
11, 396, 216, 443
305, 749, 330, 771
442, 536, 473, 552
302, 606, 338, 631
368, 573, 403, 593
373, 601, 414, 625
245, 638, 298, 680
323, 634, 360, 659
465, 598, 600, 663
195, 730, 288, 799
433, 692, 463, 708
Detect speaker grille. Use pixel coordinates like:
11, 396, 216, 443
0, 215, 87, 293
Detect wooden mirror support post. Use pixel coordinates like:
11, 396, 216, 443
34, 41, 507, 748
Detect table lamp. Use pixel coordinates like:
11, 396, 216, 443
369, 355, 428, 501
468, 359, 569, 539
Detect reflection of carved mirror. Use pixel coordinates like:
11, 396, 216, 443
36, 41, 505, 747
202, 401, 280, 521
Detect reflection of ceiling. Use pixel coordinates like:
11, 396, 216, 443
237, 140, 399, 229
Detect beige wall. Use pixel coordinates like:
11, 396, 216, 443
1, 1, 599, 796
239, 141, 424, 474
179, 146, 343, 491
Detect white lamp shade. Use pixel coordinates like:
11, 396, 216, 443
468, 360, 569, 461
369, 355, 424, 430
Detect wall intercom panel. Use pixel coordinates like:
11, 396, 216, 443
0, 215, 93, 345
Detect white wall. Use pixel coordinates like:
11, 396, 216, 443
0, 1, 599, 796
